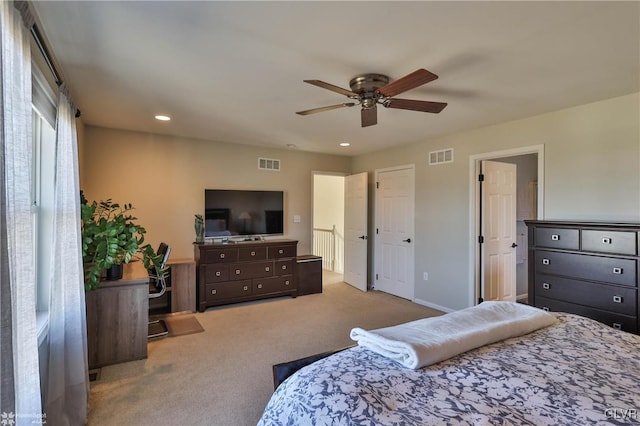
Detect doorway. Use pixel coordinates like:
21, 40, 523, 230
469, 145, 544, 307
312, 173, 345, 285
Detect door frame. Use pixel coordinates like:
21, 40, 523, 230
373, 164, 415, 300
311, 171, 347, 273
468, 145, 545, 308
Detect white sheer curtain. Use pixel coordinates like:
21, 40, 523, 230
0, 0, 42, 422
44, 85, 88, 425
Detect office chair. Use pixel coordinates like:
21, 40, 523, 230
148, 242, 171, 339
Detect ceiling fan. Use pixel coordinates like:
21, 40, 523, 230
296, 68, 447, 127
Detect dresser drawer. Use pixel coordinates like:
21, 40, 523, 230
535, 296, 637, 333
201, 264, 229, 283
239, 247, 267, 261
582, 230, 637, 255
268, 244, 296, 259
534, 227, 579, 250
535, 250, 636, 287
275, 259, 294, 275
202, 247, 238, 263
229, 260, 274, 280
535, 274, 637, 316
253, 276, 295, 295
205, 280, 252, 300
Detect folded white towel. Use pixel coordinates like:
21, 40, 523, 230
350, 301, 557, 369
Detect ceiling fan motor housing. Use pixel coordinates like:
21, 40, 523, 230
349, 74, 389, 109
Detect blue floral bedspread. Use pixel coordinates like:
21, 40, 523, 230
258, 314, 640, 425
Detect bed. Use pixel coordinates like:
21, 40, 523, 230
259, 303, 640, 425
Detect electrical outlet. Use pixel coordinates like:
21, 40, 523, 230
423, 272, 428, 281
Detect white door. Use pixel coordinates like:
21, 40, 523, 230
482, 160, 517, 302
374, 166, 414, 300
344, 172, 368, 291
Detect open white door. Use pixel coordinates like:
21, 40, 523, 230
374, 165, 415, 300
344, 172, 368, 291
481, 160, 517, 302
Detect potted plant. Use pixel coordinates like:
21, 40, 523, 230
81, 192, 167, 291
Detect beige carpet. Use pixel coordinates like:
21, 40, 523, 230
87, 272, 442, 426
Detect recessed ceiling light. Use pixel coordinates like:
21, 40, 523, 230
339, 142, 350, 147
286, 143, 298, 149
154, 115, 171, 121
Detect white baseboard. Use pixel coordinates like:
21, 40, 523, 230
516, 293, 529, 301
413, 298, 455, 314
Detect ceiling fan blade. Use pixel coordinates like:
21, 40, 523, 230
378, 69, 439, 98
361, 106, 377, 127
296, 102, 356, 115
303, 80, 358, 97
385, 98, 447, 113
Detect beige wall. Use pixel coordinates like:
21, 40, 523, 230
76, 118, 85, 183
81, 93, 639, 312
353, 93, 640, 311
313, 174, 345, 232
80, 127, 351, 259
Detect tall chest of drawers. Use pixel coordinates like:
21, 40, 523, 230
525, 220, 640, 334
195, 239, 298, 312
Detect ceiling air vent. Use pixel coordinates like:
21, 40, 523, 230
429, 148, 454, 165
258, 157, 281, 171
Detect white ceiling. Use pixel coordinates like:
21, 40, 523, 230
31, 1, 639, 156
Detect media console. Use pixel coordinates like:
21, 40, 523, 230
195, 239, 298, 312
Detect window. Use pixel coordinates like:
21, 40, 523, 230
32, 63, 57, 343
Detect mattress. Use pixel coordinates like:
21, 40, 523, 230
259, 313, 640, 425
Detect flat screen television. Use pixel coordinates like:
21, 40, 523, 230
204, 189, 284, 237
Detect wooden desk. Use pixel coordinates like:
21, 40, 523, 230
167, 258, 196, 312
86, 262, 149, 369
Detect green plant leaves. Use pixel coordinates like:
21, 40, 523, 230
80, 195, 161, 291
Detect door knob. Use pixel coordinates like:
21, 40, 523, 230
511, 243, 518, 248
359, 235, 368, 240
403, 238, 412, 243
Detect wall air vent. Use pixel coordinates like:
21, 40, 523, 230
258, 157, 281, 171
428, 148, 454, 165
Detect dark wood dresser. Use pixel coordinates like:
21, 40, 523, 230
525, 220, 639, 333
195, 239, 298, 312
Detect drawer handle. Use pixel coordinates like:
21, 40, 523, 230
257, 284, 263, 289
613, 295, 623, 303
542, 282, 550, 290
278, 249, 284, 254
542, 306, 550, 312
282, 265, 287, 270
551, 234, 560, 241
542, 258, 550, 265
243, 285, 248, 291
251, 251, 256, 256
613, 323, 622, 330
285, 280, 290, 285
265, 266, 270, 272
612, 267, 623, 275
215, 271, 221, 277
211, 289, 217, 295
235, 269, 241, 275
220, 253, 225, 259
602, 237, 612, 244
